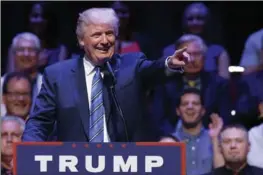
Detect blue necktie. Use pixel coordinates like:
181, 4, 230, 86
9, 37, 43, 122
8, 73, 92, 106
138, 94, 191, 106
89, 67, 105, 142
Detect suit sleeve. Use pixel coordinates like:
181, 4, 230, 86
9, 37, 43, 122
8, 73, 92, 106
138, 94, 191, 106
22, 68, 56, 141
136, 52, 182, 87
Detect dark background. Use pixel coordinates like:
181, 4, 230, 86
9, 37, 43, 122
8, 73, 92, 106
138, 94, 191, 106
1, 1, 263, 73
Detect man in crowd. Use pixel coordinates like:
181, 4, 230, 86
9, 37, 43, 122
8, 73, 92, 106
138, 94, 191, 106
205, 124, 263, 175
235, 69, 263, 128
2, 72, 32, 120
171, 88, 218, 175
22, 8, 191, 142
1, 32, 43, 116
1, 116, 25, 175
152, 34, 231, 133
161, 88, 225, 175
162, 2, 230, 79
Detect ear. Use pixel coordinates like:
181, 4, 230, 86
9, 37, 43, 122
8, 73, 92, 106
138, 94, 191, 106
201, 107, 206, 117
176, 108, 180, 116
2, 95, 7, 104
77, 37, 84, 47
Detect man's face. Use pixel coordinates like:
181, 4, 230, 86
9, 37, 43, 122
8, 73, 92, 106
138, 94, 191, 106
3, 78, 32, 119
78, 23, 116, 65
14, 38, 39, 72
220, 128, 250, 163
185, 6, 207, 34
176, 93, 205, 128
179, 41, 204, 74
1, 120, 23, 157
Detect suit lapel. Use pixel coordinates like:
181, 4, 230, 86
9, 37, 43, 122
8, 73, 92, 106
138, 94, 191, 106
72, 56, 90, 139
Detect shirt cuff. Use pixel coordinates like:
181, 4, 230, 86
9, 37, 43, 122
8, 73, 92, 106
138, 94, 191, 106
165, 57, 184, 75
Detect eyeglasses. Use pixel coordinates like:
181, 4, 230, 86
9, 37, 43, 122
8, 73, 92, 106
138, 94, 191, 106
15, 47, 39, 56
188, 51, 204, 58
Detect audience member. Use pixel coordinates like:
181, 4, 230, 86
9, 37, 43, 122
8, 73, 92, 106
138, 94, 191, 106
239, 28, 263, 74
247, 123, 263, 168
170, 88, 213, 175
1, 116, 25, 175
2, 72, 33, 120
111, 1, 141, 54
204, 124, 263, 175
152, 34, 231, 132
159, 134, 180, 142
162, 2, 230, 79
1, 32, 42, 116
235, 69, 263, 128
6, 2, 68, 73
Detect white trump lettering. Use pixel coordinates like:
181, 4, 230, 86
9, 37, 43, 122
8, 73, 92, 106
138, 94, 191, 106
85, 155, 105, 173
145, 156, 164, 172
34, 155, 53, 172
113, 156, 138, 172
34, 155, 165, 173
59, 156, 78, 172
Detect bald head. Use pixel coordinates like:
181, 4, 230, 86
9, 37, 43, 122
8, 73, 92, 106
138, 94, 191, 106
220, 124, 250, 164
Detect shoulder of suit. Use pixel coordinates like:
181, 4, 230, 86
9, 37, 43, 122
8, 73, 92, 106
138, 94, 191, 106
118, 52, 147, 66
44, 58, 78, 74
120, 52, 146, 59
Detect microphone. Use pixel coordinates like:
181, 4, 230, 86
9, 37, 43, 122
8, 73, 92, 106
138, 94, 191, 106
103, 57, 129, 142
104, 60, 117, 86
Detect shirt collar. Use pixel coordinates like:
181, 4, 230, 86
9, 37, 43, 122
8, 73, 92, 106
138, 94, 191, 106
83, 56, 95, 75
175, 125, 205, 142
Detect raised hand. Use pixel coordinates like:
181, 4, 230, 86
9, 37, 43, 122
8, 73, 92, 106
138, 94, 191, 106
208, 113, 224, 139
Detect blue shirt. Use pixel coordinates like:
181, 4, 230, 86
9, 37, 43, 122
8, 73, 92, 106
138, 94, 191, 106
172, 126, 213, 175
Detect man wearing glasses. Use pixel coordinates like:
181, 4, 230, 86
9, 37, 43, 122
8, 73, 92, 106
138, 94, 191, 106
1, 32, 43, 116
2, 72, 32, 120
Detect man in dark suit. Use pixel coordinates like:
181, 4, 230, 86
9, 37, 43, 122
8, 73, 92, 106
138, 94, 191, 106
235, 70, 263, 129
151, 34, 231, 133
22, 8, 191, 142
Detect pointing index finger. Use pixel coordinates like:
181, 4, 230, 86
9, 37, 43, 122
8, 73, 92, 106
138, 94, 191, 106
176, 47, 187, 54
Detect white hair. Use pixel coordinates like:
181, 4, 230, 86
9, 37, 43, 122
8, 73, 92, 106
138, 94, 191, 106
11, 32, 41, 51
176, 34, 207, 53
76, 8, 119, 39
1, 115, 26, 132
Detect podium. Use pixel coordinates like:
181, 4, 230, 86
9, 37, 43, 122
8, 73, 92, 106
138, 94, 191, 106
13, 142, 186, 175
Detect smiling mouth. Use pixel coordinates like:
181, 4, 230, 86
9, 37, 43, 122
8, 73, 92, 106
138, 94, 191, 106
97, 47, 110, 52
185, 112, 196, 117
13, 104, 27, 108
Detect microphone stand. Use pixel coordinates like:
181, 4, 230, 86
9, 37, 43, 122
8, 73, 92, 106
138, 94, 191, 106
104, 61, 129, 142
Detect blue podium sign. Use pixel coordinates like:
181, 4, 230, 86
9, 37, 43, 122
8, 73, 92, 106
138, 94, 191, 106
13, 142, 186, 175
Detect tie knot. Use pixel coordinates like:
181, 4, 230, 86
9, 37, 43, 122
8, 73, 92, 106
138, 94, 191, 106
94, 66, 101, 73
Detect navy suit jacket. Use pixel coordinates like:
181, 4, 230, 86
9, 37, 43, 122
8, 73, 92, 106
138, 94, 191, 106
22, 52, 179, 142
151, 71, 231, 133
235, 70, 263, 128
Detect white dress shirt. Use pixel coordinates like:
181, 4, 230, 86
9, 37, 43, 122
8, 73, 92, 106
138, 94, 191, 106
83, 57, 110, 142
82, 56, 183, 142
